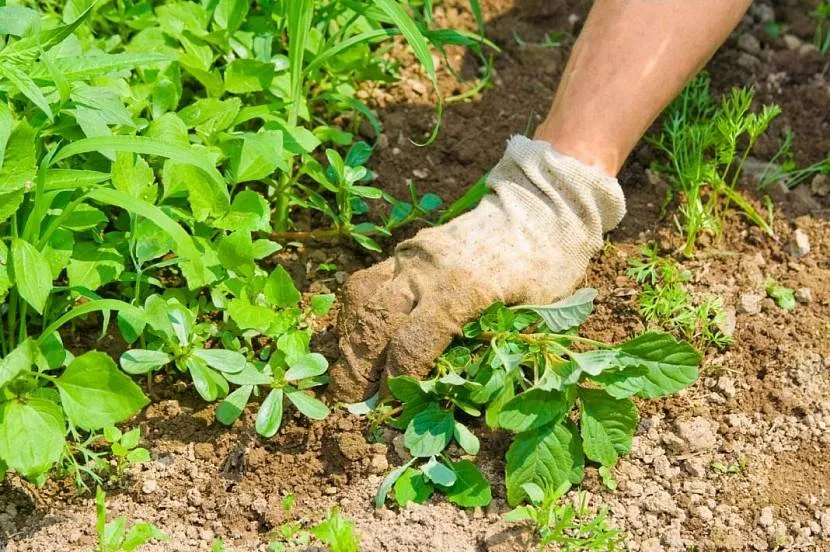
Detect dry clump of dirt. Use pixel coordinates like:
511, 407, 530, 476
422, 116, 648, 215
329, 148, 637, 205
3, 0, 830, 551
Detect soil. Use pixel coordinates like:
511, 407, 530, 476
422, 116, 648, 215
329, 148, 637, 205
2, 1, 830, 551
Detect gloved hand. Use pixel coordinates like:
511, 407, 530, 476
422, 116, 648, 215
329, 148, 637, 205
328, 135, 626, 402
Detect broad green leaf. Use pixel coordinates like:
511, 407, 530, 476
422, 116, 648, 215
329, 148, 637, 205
215, 190, 271, 232
505, 421, 584, 506
120, 349, 172, 375
40, 228, 73, 279
134, 218, 174, 266
596, 332, 701, 399
227, 298, 283, 335
394, 467, 434, 506
61, 204, 108, 231
224, 363, 274, 386
214, 0, 249, 32
511, 288, 597, 331
0, 397, 64, 480
0, 338, 36, 388
122, 522, 167, 551
66, 242, 125, 291
404, 405, 454, 457
112, 152, 156, 203
252, 239, 281, 260
225, 59, 275, 94
217, 230, 255, 278
217, 385, 253, 426
192, 349, 247, 374
444, 460, 491, 507
10, 238, 52, 314
0, 189, 23, 224
0, 119, 36, 193
285, 353, 328, 381
387, 376, 428, 404
55, 351, 149, 430
167, 302, 194, 346
285, 388, 329, 420
0, 63, 52, 119
453, 422, 480, 455
276, 330, 311, 365
422, 456, 456, 486
310, 293, 335, 315
121, 428, 141, 450
264, 266, 301, 307
375, 459, 415, 508
579, 388, 638, 468
255, 388, 284, 438
498, 388, 568, 433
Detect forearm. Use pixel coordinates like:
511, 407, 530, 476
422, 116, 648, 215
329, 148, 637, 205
534, 0, 751, 176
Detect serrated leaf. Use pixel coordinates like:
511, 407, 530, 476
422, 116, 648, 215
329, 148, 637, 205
404, 405, 454, 458
579, 388, 638, 468
55, 351, 149, 430
511, 288, 597, 331
505, 421, 584, 506
444, 459, 491, 507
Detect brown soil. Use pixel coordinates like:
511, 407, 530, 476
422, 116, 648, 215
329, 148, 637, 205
3, 1, 830, 551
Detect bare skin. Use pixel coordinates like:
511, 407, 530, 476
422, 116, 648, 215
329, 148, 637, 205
329, 1, 752, 402
536, 0, 752, 176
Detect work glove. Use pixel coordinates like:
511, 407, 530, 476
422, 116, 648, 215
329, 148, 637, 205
329, 135, 626, 402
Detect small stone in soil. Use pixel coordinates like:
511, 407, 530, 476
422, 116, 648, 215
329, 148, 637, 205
737, 33, 761, 55
787, 228, 810, 257
795, 287, 812, 304
675, 417, 718, 452
717, 376, 737, 398
142, 479, 159, 494
737, 293, 763, 315
759, 506, 775, 527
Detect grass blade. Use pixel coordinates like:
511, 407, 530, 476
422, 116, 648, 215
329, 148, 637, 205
287, 0, 314, 126
0, 63, 52, 119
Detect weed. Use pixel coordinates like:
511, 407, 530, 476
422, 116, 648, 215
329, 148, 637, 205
711, 456, 749, 475
364, 289, 701, 510
814, 2, 830, 55
267, 495, 359, 552
756, 130, 830, 190
649, 73, 780, 256
764, 278, 796, 311
95, 486, 166, 551
627, 244, 732, 349
505, 482, 622, 551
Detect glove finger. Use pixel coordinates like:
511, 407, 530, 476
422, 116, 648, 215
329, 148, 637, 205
329, 260, 416, 402
384, 286, 488, 385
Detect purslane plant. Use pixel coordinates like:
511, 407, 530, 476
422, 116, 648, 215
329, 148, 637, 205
368, 289, 701, 508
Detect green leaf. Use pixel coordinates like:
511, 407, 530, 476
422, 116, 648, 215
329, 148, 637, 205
0, 63, 52, 119
498, 388, 568, 433
0, 397, 64, 480
285, 388, 329, 420
286, 0, 313, 126
10, 238, 52, 314
0, 338, 36, 388
511, 288, 597, 331
55, 351, 150, 430
310, 509, 359, 552
285, 353, 328, 381
192, 349, 247, 374
119, 350, 172, 375
121, 428, 141, 450
444, 459, 491, 507
597, 332, 701, 399
66, 242, 125, 292
134, 218, 174, 266
255, 388, 284, 438
265, 266, 301, 307
453, 421, 480, 456
224, 363, 274, 386
0, 120, 36, 193
394, 467, 434, 506
422, 456, 456, 486
217, 385, 252, 426
310, 293, 335, 316
185, 357, 228, 402
122, 522, 167, 551
112, 152, 156, 203
226, 131, 285, 184
217, 230, 255, 278
215, 190, 271, 232
404, 405, 454, 457
224, 59, 275, 94
579, 388, 638, 468
505, 421, 584, 506
375, 459, 415, 508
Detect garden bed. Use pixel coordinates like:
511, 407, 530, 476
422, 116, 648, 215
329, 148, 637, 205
2, 0, 829, 551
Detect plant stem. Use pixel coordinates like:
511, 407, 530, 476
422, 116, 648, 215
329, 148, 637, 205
270, 227, 343, 241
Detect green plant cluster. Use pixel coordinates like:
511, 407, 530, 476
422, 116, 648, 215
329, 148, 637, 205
627, 244, 732, 349
649, 72, 781, 257
368, 289, 701, 510
96, 486, 167, 552
814, 2, 830, 55
0, 0, 489, 486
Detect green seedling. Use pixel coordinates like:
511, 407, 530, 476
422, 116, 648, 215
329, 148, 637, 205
96, 486, 166, 552
756, 130, 830, 190
368, 289, 701, 509
711, 456, 749, 475
649, 72, 781, 256
814, 2, 830, 55
505, 482, 622, 551
627, 244, 732, 348
268, 496, 360, 552
764, 279, 796, 311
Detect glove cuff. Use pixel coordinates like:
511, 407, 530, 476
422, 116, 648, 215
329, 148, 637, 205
487, 135, 626, 234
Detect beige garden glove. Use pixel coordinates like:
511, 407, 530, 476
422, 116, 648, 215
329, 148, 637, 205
329, 135, 626, 402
